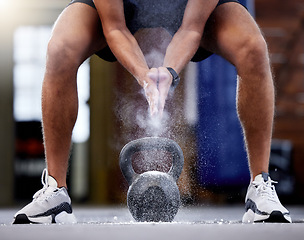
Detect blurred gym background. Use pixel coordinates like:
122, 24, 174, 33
0, 0, 303, 207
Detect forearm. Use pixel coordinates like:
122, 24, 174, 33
94, 0, 149, 87
105, 29, 149, 86
163, 29, 202, 74
163, 0, 219, 73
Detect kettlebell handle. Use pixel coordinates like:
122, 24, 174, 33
119, 137, 184, 186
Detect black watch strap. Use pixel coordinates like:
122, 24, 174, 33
167, 67, 180, 89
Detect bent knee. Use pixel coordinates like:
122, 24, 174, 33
46, 37, 81, 74
237, 35, 270, 69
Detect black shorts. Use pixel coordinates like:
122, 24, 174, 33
68, 0, 243, 62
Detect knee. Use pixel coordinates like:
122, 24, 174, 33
46, 37, 80, 75
237, 34, 270, 72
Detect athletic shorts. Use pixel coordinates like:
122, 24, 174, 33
68, 0, 243, 62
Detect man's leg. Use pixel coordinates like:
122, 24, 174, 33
201, 2, 274, 180
13, 3, 107, 224
42, 3, 106, 188
200, 2, 291, 223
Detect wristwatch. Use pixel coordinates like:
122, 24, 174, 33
166, 67, 180, 89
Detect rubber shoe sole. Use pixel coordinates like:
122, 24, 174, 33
13, 214, 36, 224
255, 211, 291, 223
243, 209, 291, 223
13, 211, 77, 224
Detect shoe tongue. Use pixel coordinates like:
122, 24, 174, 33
48, 175, 58, 188
254, 172, 269, 182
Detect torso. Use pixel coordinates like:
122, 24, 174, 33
123, 0, 188, 35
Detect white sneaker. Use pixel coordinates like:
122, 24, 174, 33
242, 172, 291, 223
13, 168, 77, 224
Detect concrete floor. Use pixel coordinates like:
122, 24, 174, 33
1, 205, 304, 240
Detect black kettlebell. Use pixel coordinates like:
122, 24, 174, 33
119, 137, 184, 222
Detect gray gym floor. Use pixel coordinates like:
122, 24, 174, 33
1, 205, 304, 240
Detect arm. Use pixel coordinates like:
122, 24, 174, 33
94, 0, 160, 115
156, 0, 219, 115
163, 0, 219, 73
94, 0, 148, 83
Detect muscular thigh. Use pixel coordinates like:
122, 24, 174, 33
50, 3, 106, 64
201, 2, 263, 65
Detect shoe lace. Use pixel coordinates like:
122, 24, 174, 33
253, 178, 278, 201
33, 168, 57, 201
